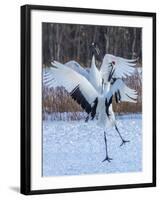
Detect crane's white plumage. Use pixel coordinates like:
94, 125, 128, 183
88, 55, 102, 92
100, 54, 137, 81
43, 61, 98, 105
64, 60, 90, 80
106, 79, 137, 103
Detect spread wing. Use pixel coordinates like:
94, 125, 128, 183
100, 54, 137, 81
106, 79, 138, 104
64, 60, 90, 80
43, 61, 99, 114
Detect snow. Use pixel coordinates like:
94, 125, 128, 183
43, 114, 142, 177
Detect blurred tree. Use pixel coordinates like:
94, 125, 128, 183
42, 23, 142, 67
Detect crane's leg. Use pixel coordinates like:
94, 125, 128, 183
102, 131, 113, 162
85, 115, 89, 122
115, 124, 130, 146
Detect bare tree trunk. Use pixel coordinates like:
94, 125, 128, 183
93, 26, 97, 43
104, 33, 109, 53
56, 24, 60, 60
76, 26, 81, 60
49, 24, 54, 61
131, 28, 136, 58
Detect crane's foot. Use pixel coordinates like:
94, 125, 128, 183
85, 116, 89, 122
102, 156, 113, 163
120, 140, 130, 147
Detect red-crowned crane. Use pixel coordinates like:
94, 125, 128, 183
63, 43, 138, 148
43, 53, 137, 161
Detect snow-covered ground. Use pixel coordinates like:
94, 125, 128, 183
43, 114, 142, 177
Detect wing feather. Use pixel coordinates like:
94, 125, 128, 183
106, 79, 137, 103
100, 54, 137, 81
43, 61, 99, 112
64, 60, 90, 80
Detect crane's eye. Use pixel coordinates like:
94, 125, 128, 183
112, 61, 115, 65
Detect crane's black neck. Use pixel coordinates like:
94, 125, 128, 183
90, 42, 103, 60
